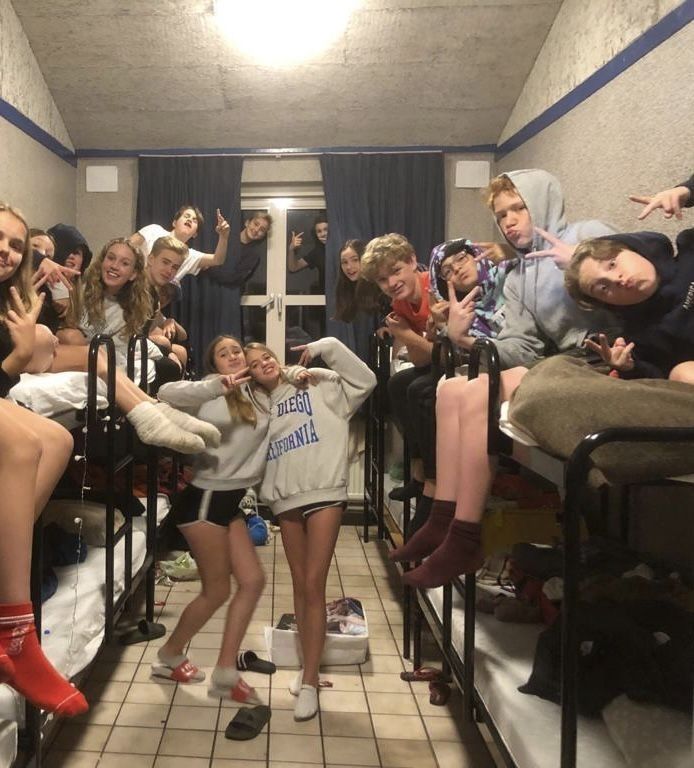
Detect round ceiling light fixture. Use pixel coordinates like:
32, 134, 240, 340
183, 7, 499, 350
214, 0, 361, 67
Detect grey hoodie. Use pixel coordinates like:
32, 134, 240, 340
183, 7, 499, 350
158, 376, 271, 491
494, 169, 617, 368
259, 337, 376, 516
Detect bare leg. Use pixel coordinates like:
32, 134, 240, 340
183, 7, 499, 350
278, 511, 309, 672
161, 522, 231, 657
301, 507, 343, 687
0, 399, 73, 604
403, 367, 528, 588
669, 362, 694, 384
433, 376, 468, 501
217, 518, 265, 667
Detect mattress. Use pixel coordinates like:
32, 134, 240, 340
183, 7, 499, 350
425, 584, 627, 768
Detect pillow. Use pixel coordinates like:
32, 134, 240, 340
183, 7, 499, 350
42, 499, 125, 547
9, 371, 108, 418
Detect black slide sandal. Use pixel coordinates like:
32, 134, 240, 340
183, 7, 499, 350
236, 650, 277, 675
224, 705, 271, 740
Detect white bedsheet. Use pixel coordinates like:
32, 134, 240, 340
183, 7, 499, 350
425, 585, 627, 768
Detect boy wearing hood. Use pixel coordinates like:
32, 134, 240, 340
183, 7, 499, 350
565, 228, 694, 383
392, 169, 617, 589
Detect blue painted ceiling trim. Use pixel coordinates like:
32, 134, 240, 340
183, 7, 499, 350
75, 144, 496, 158
0, 98, 76, 167
495, 0, 694, 159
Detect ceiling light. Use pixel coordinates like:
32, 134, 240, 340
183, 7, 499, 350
214, 0, 360, 67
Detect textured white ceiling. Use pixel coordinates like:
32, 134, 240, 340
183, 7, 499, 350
12, 0, 561, 150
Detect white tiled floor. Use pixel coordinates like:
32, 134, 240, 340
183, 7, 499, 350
44, 525, 503, 768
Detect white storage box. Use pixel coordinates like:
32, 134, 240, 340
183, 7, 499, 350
265, 597, 368, 667
0, 719, 17, 767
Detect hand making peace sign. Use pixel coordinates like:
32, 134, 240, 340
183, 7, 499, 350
445, 282, 480, 345
5, 286, 45, 364
525, 227, 576, 270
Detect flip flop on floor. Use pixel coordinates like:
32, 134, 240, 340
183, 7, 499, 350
224, 705, 271, 741
208, 677, 264, 705
151, 658, 205, 683
400, 666, 442, 683
236, 650, 276, 675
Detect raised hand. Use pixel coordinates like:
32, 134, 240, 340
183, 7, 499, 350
446, 282, 479, 344
471, 242, 514, 264
289, 231, 304, 251
290, 344, 313, 368
5, 287, 44, 365
215, 208, 230, 238
629, 186, 691, 221
293, 369, 317, 389
525, 227, 576, 270
32, 259, 80, 289
219, 367, 251, 390
584, 333, 635, 371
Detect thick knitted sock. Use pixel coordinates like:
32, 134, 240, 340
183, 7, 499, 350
126, 402, 205, 454
0, 603, 88, 716
155, 402, 221, 448
402, 521, 484, 589
294, 684, 318, 721
389, 500, 455, 563
407, 495, 434, 539
153, 648, 205, 682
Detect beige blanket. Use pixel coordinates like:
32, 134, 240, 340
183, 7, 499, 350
508, 356, 694, 484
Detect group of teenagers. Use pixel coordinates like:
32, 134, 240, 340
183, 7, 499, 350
1, 165, 692, 726
350, 168, 694, 593
0, 201, 376, 723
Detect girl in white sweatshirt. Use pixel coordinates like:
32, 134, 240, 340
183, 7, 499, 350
245, 336, 376, 721
154, 334, 271, 706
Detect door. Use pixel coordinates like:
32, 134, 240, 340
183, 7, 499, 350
240, 196, 327, 363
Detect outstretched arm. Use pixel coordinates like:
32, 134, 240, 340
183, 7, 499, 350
292, 337, 376, 417
196, 209, 231, 270
158, 369, 249, 409
629, 175, 693, 220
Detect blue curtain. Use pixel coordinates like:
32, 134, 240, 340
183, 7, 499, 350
136, 156, 243, 371
320, 153, 445, 359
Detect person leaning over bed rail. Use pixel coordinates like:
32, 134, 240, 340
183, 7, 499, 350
564, 227, 694, 384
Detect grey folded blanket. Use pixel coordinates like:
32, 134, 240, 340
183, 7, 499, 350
508, 356, 694, 484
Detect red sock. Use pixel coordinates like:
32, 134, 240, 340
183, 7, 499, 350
389, 500, 455, 563
0, 648, 14, 684
0, 603, 88, 716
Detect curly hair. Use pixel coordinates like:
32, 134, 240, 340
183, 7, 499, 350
360, 233, 415, 283
76, 238, 152, 339
0, 202, 36, 320
204, 335, 257, 426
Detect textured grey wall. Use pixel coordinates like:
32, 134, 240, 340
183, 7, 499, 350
0, 117, 75, 228
499, 0, 684, 145
0, 0, 73, 149
496, 22, 694, 240
76, 158, 138, 253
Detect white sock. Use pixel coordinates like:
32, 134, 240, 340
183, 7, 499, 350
211, 665, 240, 688
289, 669, 303, 696
294, 684, 318, 721
155, 402, 221, 447
156, 649, 205, 681
126, 402, 205, 454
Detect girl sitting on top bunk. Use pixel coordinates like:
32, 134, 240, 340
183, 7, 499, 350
0, 209, 217, 454
0, 203, 88, 717
155, 335, 285, 704
244, 336, 376, 721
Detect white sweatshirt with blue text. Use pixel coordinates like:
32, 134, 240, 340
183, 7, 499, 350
259, 337, 377, 516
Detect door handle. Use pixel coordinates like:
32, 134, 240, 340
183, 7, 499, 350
277, 293, 283, 320
261, 293, 275, 310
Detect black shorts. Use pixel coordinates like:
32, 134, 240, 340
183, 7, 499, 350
172, 485, 246, 529
292, 500, 346, 519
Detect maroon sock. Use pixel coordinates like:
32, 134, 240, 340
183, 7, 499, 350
402, 520, 483, 589
389, 500, 455, 563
